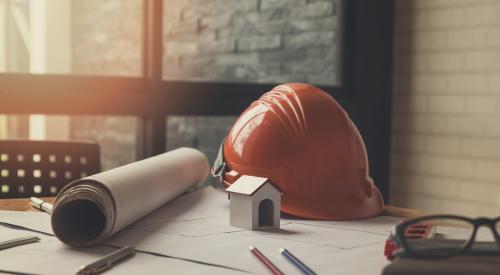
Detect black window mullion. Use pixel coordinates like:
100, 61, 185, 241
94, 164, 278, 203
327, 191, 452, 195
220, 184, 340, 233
137, 0, 166, 159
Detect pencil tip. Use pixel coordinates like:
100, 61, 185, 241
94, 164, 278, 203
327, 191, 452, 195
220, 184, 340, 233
279, 248, 285, 253
249, 246, 255, 250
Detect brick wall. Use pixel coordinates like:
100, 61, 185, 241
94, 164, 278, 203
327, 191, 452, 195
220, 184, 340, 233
163, 0, 339, 85
391, 0, 500, 216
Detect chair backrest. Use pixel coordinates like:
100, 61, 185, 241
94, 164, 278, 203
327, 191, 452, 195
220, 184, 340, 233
0, 140, 100, 199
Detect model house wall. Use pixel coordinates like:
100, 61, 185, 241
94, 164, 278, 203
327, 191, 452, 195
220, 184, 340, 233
227, 176, 282, 230
229, 192, 253, 230
250, 183, 281, 230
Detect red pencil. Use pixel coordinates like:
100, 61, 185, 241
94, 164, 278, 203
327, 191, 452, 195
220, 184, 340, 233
249, 246, 285, 275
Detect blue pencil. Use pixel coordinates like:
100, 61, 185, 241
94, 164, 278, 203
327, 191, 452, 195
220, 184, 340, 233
279, 248, 316, 275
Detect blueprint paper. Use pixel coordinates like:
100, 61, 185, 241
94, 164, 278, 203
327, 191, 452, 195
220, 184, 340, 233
0, 210, 52, 233
0, 187, 402, 274
0, 228, 242, 275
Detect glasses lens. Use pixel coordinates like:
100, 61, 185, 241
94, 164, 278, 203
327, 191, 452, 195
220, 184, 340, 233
404, 217, 474, 257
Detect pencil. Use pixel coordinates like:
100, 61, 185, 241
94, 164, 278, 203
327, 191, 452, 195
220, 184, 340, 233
279, 248, 316, 275
249, 246, 284, 275
30, 197, 53, 214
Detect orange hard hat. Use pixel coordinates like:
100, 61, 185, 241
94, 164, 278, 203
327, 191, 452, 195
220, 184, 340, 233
212, 83, 384, 220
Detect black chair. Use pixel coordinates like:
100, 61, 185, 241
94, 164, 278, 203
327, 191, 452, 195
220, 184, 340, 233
0, 140, 100, 199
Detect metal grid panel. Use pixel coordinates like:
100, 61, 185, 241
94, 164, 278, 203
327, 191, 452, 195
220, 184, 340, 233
0, 140, 100, 198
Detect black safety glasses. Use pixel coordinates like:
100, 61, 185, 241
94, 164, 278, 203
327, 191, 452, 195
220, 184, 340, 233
395, 215, 500, 258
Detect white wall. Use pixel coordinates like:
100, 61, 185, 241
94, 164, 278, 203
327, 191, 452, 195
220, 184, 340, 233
392, 0, 500, 217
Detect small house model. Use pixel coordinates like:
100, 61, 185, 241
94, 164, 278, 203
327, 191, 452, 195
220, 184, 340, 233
226, 175, 284, 230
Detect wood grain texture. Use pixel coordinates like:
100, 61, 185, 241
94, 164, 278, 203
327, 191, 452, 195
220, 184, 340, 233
0, 198, 424, 219
0, 197, 55, 212
382, 206, 427, 219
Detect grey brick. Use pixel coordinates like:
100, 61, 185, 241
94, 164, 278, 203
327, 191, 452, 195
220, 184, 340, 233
306, 45, 338, 60
165, 41, 198, 56
167, 116, 236, 162
200, 38, 236, 54
258, 48, 306, 62
163, 64, 198, 80
215, 53, 260, 65
224, 8, 338, 37
260, 0, 307, 10
283, 31, 336, 49
215, 0, 259, 13
289, 1, 335, 19
71, 0, 142, 76
284, 59, 333, 75
163, 55, 180, 67
164, 19, 199, 35
200, 12, 233, 31
307, 69, 339, 86
180, 55, 216, 68
70, 116, 137, 170
237, 35, 281, 51
217, 20, 262, 37
257, 73, 308, 84
164, 32, 216, 43
290, 17, 338, 32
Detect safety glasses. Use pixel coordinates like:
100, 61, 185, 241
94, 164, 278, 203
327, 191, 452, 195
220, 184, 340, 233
395, 215, 500, 258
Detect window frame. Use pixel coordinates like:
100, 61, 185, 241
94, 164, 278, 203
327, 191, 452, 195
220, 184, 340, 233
0, 0, 394, 200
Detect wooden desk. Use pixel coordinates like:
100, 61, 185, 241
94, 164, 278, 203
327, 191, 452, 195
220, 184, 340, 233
0, 197, 425, 218
0, 197, 55, 212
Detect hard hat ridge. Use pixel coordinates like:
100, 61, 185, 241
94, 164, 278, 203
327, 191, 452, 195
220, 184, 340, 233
256, 86, 308, 144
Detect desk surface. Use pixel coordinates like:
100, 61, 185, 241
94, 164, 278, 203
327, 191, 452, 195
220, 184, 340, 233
0, 197, 425, 218
0, 197, 55, 212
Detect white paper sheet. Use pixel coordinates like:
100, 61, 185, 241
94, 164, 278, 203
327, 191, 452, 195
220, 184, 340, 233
0, 187, 401, 274
0, 228, 242, 275
0, 210, 51, 233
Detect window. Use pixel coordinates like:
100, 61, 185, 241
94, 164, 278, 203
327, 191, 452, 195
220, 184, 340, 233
0, 0, 349, 165
160, 0, 349, 165
0, 0, 394, 200
0, 0, 142, 169
0, 0, 143, 76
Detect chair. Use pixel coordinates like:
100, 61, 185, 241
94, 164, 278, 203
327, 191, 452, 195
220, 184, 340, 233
0, 140, 100, 199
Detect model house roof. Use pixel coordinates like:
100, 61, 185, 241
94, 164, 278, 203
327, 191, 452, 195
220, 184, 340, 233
226, 175, 284, 196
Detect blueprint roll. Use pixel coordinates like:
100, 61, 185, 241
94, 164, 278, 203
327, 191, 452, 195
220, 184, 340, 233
51, 147, 209, 247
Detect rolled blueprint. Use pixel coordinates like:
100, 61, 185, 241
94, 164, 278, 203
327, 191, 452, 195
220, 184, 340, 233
51, 147, 209, 247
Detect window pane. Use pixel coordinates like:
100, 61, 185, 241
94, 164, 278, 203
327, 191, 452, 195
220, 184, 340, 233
70, 116, 137, 170
1, 115, 137, 171
162, 0, 341, 86
167, 116, 236, 163
0, 0, 142, 76
0, 0, 141, 172
72, 0, 142, 76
